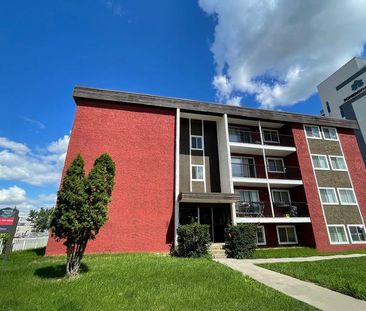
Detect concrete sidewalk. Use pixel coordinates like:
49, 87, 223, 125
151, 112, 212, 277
216, 254, 366, 311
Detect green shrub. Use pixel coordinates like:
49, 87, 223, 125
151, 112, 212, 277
176, 224, 211, 257
225, 224, 257, 259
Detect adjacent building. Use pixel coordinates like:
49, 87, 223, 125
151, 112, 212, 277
46, 86, 366, 255
318, 57, 366, 165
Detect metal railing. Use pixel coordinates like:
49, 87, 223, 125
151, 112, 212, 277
231, 163, 301, 179
229, 127, 294, 147
235, 201, 309, 218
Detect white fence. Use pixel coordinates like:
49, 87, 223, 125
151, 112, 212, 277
12, 236, 49, 252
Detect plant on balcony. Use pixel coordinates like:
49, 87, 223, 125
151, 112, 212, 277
175, 223, 211, 258
224, 224, 257, 259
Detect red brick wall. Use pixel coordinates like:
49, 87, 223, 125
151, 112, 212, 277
46, 100, 176, 255
291, 124, 329, 250
292, 124, 366, 252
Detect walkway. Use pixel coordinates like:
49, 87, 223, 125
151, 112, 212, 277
215, 254, 366, 311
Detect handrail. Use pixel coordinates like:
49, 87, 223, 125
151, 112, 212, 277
231, 163, 301, 179
228, 126, 294, 146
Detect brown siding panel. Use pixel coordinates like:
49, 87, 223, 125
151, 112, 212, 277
308, 139, 342, 155
323, 206, 363, 224
179, 118, 190, 192
204, 121, 221, 192
315, 171, 352, 188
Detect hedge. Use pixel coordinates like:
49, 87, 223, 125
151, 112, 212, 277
224, 224, 257, 259
175, 223, 211, 257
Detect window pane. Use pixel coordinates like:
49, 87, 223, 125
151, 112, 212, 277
192, 166, 203, 180
329, 227, 338, 242
229, 128, 240, 142
278, 228, 287, 242
273, 192, 282, 202
191, 136, 202, 149
286, 227, 296, 243
339, 189, 356, 204
320, 189, 337, 203
268, 160, 276, 171
350, 226, 366, 242
257, 227, 265, 244
331, 157, 346, 170
329, 226, 347, 243
312, 155, 328, 169
323, 128, 337, 139
337, 227, 347, 242
306, 126, 320, 138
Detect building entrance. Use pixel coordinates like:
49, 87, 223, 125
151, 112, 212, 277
179, 204, 231, 242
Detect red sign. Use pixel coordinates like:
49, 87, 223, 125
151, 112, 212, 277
0, 218, 14, 225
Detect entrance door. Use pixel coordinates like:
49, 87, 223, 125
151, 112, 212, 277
212, 206, 231, 242
199, 206, 231, 243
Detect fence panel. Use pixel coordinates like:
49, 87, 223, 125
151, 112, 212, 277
12, 237, 49, 251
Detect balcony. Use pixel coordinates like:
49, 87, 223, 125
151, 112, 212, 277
231, 163, 303, 187
229, 127, 296, 156
235, 201, 310, 223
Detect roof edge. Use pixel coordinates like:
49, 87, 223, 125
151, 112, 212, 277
73, 85, 358, 129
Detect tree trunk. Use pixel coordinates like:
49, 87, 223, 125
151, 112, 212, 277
66, 238, 89, 277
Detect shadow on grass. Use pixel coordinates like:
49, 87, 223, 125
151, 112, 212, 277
31, 247, 46, 257
34, 263, 89, 279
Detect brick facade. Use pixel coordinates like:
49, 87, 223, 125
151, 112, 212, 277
46, 100, 176, 255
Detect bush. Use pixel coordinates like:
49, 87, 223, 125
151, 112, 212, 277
225, 224, 257, 259
176, 224, 211, 257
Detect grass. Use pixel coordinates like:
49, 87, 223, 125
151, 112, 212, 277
0, 249, 317, 311
254, 247, 366, 259
259, 257, 366, 300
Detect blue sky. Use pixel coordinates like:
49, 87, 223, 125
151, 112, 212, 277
1, 1, 366, 214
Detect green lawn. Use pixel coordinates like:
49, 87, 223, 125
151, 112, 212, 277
259, 257, 366, 300
0, 249, 316, 311
254, 247, 366, 259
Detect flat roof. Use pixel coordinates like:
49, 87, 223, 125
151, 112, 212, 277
73, 86, 358, 129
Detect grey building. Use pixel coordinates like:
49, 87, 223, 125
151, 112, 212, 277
318, 57, 366, 164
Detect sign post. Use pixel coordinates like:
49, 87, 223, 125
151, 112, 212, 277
0, 207, 19, 257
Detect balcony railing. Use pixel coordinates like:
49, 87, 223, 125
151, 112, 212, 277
231, 163, 301, 180
229, 127, 294, 147
236, 201, 309, 218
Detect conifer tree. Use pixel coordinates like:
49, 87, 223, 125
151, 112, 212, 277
50, 153, 115, 277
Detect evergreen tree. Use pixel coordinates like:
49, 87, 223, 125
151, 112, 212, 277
49, 153, 115, 277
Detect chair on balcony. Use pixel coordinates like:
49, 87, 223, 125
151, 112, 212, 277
236, 202, 264, 217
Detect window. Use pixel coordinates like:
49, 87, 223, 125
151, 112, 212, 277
256, 226, 266, 245
262, 129, 279, 143
311, 155, 329, 170
305, 125, 321, 139
329, 156, 347, 171
272, 190, 291, 204
337, 188, 357, 205
348, 225, 366, 243
238, 190, 259, 203
191, 135, 203, 150
319, 188, 338, 204
267, 158, 284, 172
191, 165, 204, 181
322, 127, 338, 140
326, 101, 331, 113
328, 225, 348, 244
276, 226, 298, 245
231, 157, 256, 178
229, 127, 252, 143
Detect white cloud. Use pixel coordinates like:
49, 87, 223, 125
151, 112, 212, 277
0, 186, 26, 205
199, 0, 366, 109
0, 137, 30, 154
0, 186, 56, 214
105, 0, 123, 17
0, 135, 69, 186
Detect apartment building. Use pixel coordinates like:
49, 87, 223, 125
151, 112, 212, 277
46, 86, 366, 255
318, 57, 366, 165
